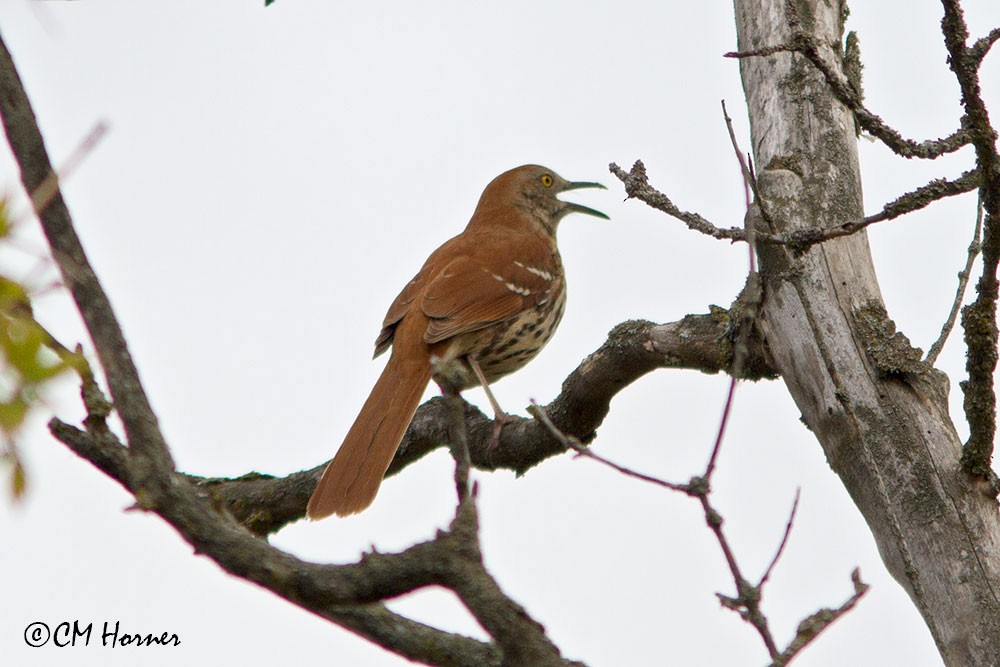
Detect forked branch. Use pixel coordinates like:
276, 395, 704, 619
0, 29, 585, 666
610, 160, 980, 253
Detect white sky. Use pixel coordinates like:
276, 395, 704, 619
1, 1, 998, 666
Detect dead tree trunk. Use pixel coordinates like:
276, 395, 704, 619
733, 1, 1000, 664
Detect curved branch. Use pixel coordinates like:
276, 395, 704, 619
53, 308, 776, 536
325, 605, 503, 667
0, 31, 176, 485
724, 38, 972, 159
0, 30, 588, 665
47, 416, 533, 665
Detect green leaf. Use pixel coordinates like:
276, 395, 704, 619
11, 457, 25, 501
0, 398, 28, 430
0, 197, 9, 239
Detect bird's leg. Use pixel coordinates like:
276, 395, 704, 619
466, 355, 515, 449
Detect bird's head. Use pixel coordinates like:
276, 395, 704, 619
475, 164, 608, 233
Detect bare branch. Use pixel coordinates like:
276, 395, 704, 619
532, 372, 852, 664
440, 380, 473, 506
939, 0, 1000, 484
703, 485, 779, 660
146, 309, 772, 536
725, 39, 972, 160
609, 160, 772, 243
0, 31, 177, 486
721, 99, 761, 206
782, 168, 982, 251
0, 30, 586, 665
529, 401, 691, 493
324, 605, 504, 667
926, 191, 984, 366
759, 489, 801, 589
51, 411, 577, 665
705, 376, 737, 479
442, 499, 582, 667
969, 26, 1000, 66
611, 160, 980, 253
27, 121, 108, 219
773, 569, 870, 666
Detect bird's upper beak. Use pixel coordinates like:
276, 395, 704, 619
560, 180, 609, 220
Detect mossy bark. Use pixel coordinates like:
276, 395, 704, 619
733, 1, 1000, 664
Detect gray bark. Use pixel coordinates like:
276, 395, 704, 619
733, 1, 1000, 664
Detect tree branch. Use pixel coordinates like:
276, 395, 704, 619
52, 407, 577, 665
0, 30, 593, 665
926, 190, 984, 366
781, 169, 981, 250
969, 25, 1000, 66
725, 37, 972, 159
322, 605, 504, 667
610, 160, 765, 243
52, 306, 775, 536
939, 0, 1000, 484
0, 30, 177, 492
611, 159, 980, 252
442, 499, 581, 667
530, 367, 860, 664
773, 569, 869, 666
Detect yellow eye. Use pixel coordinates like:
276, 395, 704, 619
540, 174, 554, 187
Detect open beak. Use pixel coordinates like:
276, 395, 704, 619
560, 180, 609, 220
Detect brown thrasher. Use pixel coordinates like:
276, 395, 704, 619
306, 164, 607, 519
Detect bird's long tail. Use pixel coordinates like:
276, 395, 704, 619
307, 351, 431, 519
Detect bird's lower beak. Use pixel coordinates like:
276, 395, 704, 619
562, 181, 609, 220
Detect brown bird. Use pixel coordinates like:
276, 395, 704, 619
307, 165, 607, 519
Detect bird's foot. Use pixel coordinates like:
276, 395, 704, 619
488, 409, 516, 450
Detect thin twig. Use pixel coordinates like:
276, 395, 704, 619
704, 105, 764, 480
773, 569, 870, 666
531, 401, 858, 664
721, 99, 762, 224
926, 190, 984, 366
706, 489, 780, 660
27, 121, 108, 219
532, 402, 781, 660
705, 376, 737, 480
528, 401, 690, 493
759, 489, 801, 588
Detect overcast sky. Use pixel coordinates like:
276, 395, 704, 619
1, 2, 998, 666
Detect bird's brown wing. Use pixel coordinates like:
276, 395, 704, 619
375, 232, 558, 353
421, 252, 556, 344
374, 270, 424, 357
